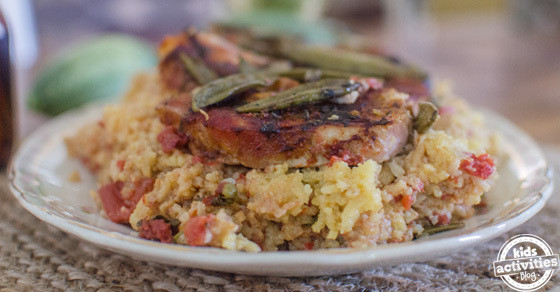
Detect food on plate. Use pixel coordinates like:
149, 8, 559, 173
65, 28, 500, 252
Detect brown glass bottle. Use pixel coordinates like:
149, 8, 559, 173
0, 11, 12, 168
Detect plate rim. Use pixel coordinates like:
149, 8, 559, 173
8, 104, 554, 276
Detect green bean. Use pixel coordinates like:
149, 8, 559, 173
236, 78, 361, 112
281, 45, 427, 79
179, 53, 218, 85
192, 72, 275, 111
422, 222, 464, 236
414, 102, 438, 134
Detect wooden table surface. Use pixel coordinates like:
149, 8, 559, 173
350, 13, 560, 147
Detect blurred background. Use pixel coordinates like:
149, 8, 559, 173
1, 0, 559, 161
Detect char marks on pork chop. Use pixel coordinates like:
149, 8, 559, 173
156, 30, 429, 168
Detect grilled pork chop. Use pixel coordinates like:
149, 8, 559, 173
157, 31, 429, 169
159, 85, 419, 168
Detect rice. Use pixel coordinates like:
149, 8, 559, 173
65, 73, 500, 252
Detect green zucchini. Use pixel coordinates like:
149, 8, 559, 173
28, 34, 157, 116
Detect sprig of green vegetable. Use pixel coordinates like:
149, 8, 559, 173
236, 78, 361, 112
179, 53, 218, 85
192, 72, 276, 111
281, 44, 427, 80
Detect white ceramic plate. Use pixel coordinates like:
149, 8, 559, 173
9, 104, 553, 276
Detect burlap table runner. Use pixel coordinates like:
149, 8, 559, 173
1, 148, 559, 291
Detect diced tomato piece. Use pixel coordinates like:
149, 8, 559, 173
401, 195, 414, 210
128, 177, 154, 208
304, 241, 315, 250
460, 153, 495, 179
116, 160, 125, 171
98, 181, 129, 223
157, 126, 188, 154
437, 214, 450, 226
138, 219, 172, 243
183, 214, 215, 246
98, 178, 155, 224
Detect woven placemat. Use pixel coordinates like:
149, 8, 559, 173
1, 148, 559, 291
